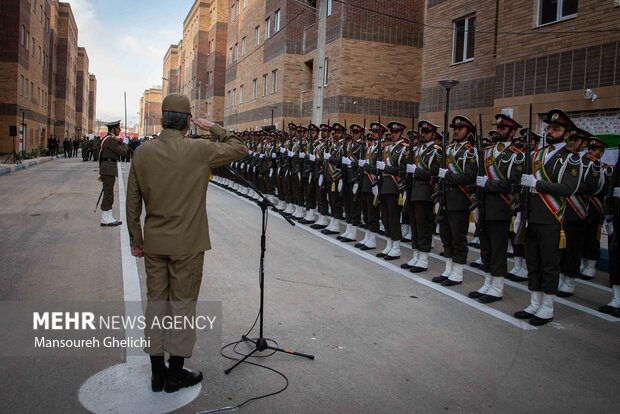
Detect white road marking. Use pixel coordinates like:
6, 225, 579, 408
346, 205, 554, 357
213, 185, 537, 331
79, 164, 201, 414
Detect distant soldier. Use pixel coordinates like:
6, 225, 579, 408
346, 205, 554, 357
321, 123, 347, 235
469, 114, 524, 303
376, 121, 409, 260
99, 121, 128, 227
432, 116, 477, 286
338, 124, 364, 243
73, 137, 80, 157
402, 120, 441, 273
47, 135, 54, 156
63, 138, 71, 158
515, 109, 582, 326
81, 137, 89, 161
87, 137, 94, 160
92, 136, 101, 161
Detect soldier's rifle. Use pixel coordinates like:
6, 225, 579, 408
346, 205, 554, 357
340, 119, 348, 196
514, 103, 533, 245
470, 114, 485, 236
433, 124, 448, 224
354, 118, 367, 201
405, 115, 415, 212
375, 114, 384, 205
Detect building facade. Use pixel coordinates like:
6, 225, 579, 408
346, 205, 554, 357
421, 0, 620, 135
138, 87, 163, 136
88, 73, 97, 133
0, 0, 96, 155
223, 0, 425, 131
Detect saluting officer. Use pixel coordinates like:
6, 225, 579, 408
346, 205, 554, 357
515, 109, 582, 326
402, 120, 441, 272
376, 121, 409, 260
470, 114, 524, 303
432, 116, 477, 286
99, 120, 128, 227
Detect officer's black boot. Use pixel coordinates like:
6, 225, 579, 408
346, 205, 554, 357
150, 355, 167, 392
164, 356, 203, 393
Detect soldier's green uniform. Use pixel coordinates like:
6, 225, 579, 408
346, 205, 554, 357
99, 121, 128, 227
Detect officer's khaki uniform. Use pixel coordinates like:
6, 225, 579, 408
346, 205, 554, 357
126, 124, 247, 357
99, 135, 128, 211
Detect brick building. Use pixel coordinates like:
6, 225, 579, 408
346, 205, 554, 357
0, 0, 97, 155
223, 0, 424, 131
0, 0, 54, 153
161, 0, 228, 126
138, 87, 163, 136
421, 0, 620, 136
75, 46, 89, 137
88, 73, 97, 133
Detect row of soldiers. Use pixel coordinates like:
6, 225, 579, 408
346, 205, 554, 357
212, 109, 619, 326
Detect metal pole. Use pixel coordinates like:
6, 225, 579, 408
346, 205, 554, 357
311, 0, 327, 125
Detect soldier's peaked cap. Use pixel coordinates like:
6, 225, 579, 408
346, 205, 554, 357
572, 127, 593, 140
350, 124, 364, 133
519, 128, 542, 141
332, 122, 346, 131
387, 121, 407, 132
296, 125, 308, 132
162, 94, 192, 115
418, 120, 439, 131
105, 120, 121, 127
308, 123, 320, 131
288, 122, 297, 129
588, 137, 607, 148
369, 122, 387, 133
493, 113, 522, 130
320, 123, 332, 131
449, 115, 476, 131
542, 109, 576, 131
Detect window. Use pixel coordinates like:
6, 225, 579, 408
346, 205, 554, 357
327, 0, 333, 16
252, 78, 257, 100
232, 88, 236, 106
234, 43, 238, 61
538, 0, 578, 26
229, 47, 233, 64
262, 74, 268, 96
452, 15, 475, 64
241, 36, 246, 56
239, 85, 244, 104
20, 25, 25, 46
236, 0, 240, 16
275, 9, 281, 32
40, 5, 43, 22
243, 0, 248, 9
32, 37, 35, 56
30, 81, 33, 100
231, 3, 235, 20
265, 17, 271, 40
272, 69, 278, 93
323, 58, 329, 86
227, 91, 231, 108
38, 46, 41, 64
255, 26, 260, 46
26, 31, 30, 50
20, 75, 24, 96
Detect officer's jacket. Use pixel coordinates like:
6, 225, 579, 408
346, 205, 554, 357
529, 144, 582, 225
482, 142, 524, 221
565, 153, 602, 222
99, 134, 128, 177
443, 141, 477, 211
411, 141, 440, 202
361, 141, 379, 193
380, 138, 409, 194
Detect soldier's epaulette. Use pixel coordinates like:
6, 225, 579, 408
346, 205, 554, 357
464, 143, 474, 150
433, 144, 442, 150
400, 142, 410, 147
509, 146, 522, 153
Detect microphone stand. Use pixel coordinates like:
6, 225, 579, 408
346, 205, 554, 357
221, 165, 314, 376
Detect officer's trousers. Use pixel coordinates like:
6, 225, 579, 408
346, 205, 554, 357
526, 223, 561, 294
410, 200, 434, 253
439, 210, 470, 264
101, 175, 116, 211
479, 220, 510, 276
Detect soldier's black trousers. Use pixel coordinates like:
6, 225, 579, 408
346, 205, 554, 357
316, 184, 329, 215
293, 172, 304, 206
480, 220, 510, 276
328, 186, 343, 219
342, 182, 361, 226
582, 208, 602, 261
277, 175, 285, 200
410, 200, 434, 253
560, 220, 586, 278
511, 231, 526, 257
526, 223, 561, 294
439, 210, 470, 264
101, 175, 116, 211
361, 192, 380, 232
380, 193, 402, 241
285, 175, 293, 203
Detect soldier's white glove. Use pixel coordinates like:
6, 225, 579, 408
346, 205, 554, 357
376, 161, 386, 170
280, 147, 286, 153
249, 150, 254, 155
272, 153, 276, 158
352, 183, 359, 194
287, 151, 294, 157
513, 212, 521, 233
604, 215, 614, 235
371, 185, 379, 197
309, 154, 316, 162
438, 168, 448, 178
521, 174, 537, 188
269, 168, 273, 178
406, 164, 417, 173
337, 179, 343, 192
324, 152, 331, 159
299, 152, 306, 159
318, 174, 324, 187
359, 160, 367, 167
297, 172, 301, 181
476, 176, 488, 188
472, 207, 479, 223
614, 187, 620, 198
259, 154, 265, 158
342, 157, 352, 166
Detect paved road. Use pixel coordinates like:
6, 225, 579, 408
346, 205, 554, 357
0, 157, 618, 413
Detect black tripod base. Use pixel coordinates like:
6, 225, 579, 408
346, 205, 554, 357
224, 336, 314, 375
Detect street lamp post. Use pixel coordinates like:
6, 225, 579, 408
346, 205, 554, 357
438, 80, 459, 140
270, 105, 277, 127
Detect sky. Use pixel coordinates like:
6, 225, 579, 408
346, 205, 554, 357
69, 0, 195, 127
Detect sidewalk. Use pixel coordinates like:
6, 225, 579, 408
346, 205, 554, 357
0, 155, 60, 176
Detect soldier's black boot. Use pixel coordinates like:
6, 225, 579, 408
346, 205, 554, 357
165, 356, 203, 393
150, 355, 167, 392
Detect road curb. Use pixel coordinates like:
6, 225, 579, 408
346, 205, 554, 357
0, 156, 59, 176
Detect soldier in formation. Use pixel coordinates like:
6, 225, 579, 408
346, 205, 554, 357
211, 109, 618, 325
